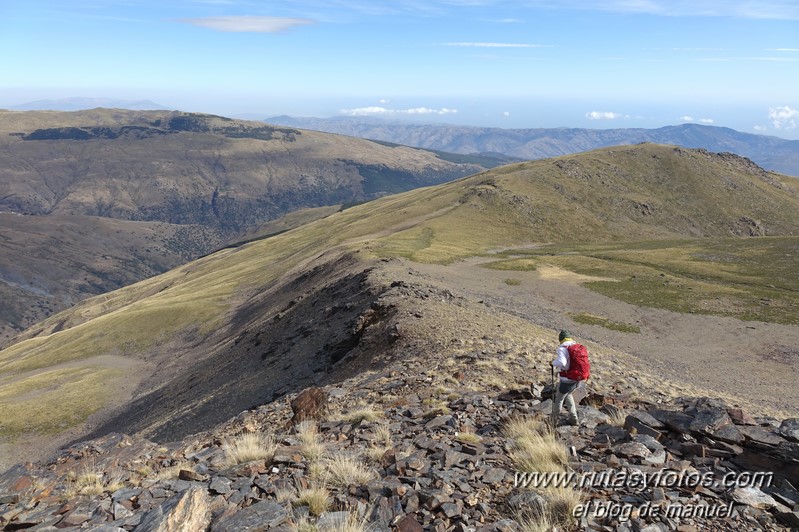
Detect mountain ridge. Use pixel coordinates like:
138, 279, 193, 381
5, 97, 170, 111
266, 116, 799, 177
0, 109, 498, 340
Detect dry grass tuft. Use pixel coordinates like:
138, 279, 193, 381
365, 423, 394, 463
455, 425, 482, 444
294, 485, 332, 516
296, 421, 326, 462
62, 464, 127, 499
223, 432, 277, 467
514, 509, 558, 532
605, 406, 627, 427
328, 512, 371, 532
288, 511, 369, 532
503, 416, 568, 473
323, 454, 376, 488
543, 485, 584, 525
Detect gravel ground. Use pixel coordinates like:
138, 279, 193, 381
407, 256, 799, 419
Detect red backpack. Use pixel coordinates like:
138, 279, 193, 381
561, 343, 590, 381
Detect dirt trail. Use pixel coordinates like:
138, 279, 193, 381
410, 256, 799, 418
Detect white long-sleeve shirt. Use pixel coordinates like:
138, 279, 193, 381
552, 340, 577, 383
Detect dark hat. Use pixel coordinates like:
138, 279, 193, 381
558, 329, 572, 342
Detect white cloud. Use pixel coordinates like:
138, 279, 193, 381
502, 111, 510, 117
768, 48, 799, 52
441, 42, 549, 48
178, 16, 313, 32
769, 106, 799, 129
586, 111, 621, 120
379, 99, 390, 104
680, 115, 714, 124
753, 125, 767, 132
340, 106, 458, 116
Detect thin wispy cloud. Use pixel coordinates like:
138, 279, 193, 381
526, 1, 799, 20
669, 47, 725, 51
441, 42, 550, 48
770, 106, 799, 130
178, 16, 314, 33
697, 57, 798, 62
340, 106, 458, 116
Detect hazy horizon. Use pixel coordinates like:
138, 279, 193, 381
2, 1, 798, 139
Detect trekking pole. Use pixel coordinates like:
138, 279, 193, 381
550, 363, 557, 430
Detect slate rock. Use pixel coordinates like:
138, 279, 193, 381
291, 387, 328, 424
711, 424, 744, 445
641, 449, 667, 466
178, 469, 208, 482
395, 513, 424, 532
616, 442, 652, 460
649, 410, 694, 434
425, 415, 454, 430
688, 408, 732, 435
134, 487, 211, 532
777, 418, 799, 442
624, 416, 664, 441
632, 434, 664, 452
629, 410, 666, 429
731, 487, 779, 509
726, 407, 757, 426
481, 468, 507, 484
440, 502, 462, 519
210, 500, 288, 531
736, 425, 786, 445
209, 477, 233, 495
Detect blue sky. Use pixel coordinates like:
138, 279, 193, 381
1, 0, 798, 138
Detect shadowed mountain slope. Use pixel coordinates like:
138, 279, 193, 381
0, 109, 496, 339
2, 143, 798, 469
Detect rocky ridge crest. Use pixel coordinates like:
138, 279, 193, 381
2, 352, 797, 531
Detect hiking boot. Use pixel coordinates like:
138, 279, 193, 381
567, 417, 579, 426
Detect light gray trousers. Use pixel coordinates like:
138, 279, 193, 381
551, 379, 579, 425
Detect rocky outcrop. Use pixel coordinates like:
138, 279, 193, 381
1, 364, 797, 531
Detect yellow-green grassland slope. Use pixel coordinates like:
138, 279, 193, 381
1, 143, 798, 467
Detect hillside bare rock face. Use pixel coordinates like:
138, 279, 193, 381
0, 110, 488, 226
0, 109, 489, 339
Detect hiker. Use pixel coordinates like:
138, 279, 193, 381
551, 329, 590, 427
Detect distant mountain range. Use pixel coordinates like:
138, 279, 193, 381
267, 116, 799, 177
6, 97, 169, 111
